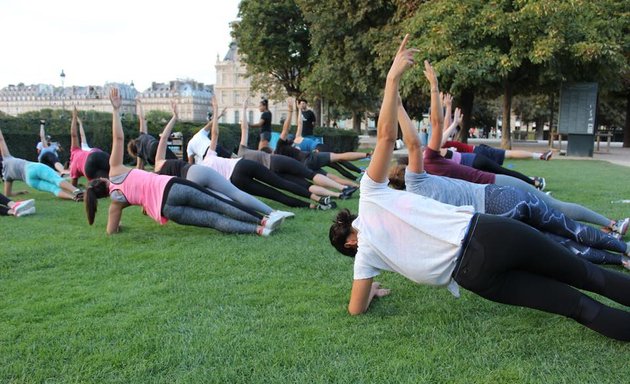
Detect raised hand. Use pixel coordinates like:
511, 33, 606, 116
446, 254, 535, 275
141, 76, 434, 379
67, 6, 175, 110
453, 107, 463, 125
109, 88, 121, 110
170, 100, 178, 118
286, 97, 295, 111
443, 93, 453, 108
72, 106, 78, 119
387, 34, 419, 80
423, 60, 438, 89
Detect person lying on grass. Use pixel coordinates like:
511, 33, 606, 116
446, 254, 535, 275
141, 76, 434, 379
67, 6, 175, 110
85, 88, 281, 237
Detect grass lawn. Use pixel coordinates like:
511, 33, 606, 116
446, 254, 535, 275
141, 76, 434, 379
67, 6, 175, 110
1, 158, 630, 383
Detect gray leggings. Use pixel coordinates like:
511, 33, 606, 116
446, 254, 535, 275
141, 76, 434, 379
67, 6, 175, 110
162, 181, 259, 234
186, 165, 273, 215
495, 175, 610, 227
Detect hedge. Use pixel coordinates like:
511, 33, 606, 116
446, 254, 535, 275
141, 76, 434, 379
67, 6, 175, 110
0, 114, 359, 164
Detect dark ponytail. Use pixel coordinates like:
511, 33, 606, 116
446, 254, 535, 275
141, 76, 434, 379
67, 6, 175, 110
85, 179, 109, 225
388, 164, 406, 190
329, 208, 358, 257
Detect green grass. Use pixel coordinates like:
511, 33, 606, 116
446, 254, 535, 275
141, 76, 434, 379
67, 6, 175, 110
1, 158, 630, 383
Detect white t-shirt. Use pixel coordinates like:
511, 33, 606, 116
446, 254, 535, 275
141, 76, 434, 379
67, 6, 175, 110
186, 129, 211, 164
201, 150, 239, 180
353, 173, 474, 292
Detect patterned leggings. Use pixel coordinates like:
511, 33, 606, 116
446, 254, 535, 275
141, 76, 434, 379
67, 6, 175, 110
484, 184, 627, 255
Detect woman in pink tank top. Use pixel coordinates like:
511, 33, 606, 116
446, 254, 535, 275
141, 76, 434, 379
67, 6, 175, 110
83, 89, 285, 236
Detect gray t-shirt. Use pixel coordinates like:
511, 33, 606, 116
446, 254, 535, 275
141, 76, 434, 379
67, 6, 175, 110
404, 170, 486, 213
2, 156, 30, 182
237, 145, 272, 169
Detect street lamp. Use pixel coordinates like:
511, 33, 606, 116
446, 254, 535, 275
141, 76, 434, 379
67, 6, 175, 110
60, 69, 66, 116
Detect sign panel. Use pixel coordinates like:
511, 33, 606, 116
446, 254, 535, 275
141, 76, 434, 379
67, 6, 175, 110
558, 83, 598, 134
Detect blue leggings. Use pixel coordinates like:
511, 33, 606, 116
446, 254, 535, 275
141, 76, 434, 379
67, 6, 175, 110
484, 185, 627, 254
25, 163, 64, 196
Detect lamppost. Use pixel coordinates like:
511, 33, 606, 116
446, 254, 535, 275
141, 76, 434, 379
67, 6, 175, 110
60, 69, 66, 117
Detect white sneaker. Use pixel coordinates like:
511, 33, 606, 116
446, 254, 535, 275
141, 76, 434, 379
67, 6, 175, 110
13, 199, 35, 216
16, 206, 36, 217
274, 210, 295, 219
262, 213, 284, 230
257, 227, 273, 237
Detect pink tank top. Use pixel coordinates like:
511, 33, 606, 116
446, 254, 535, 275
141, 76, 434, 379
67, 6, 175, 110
70, 147, 100, 179
109, 169, 173, 224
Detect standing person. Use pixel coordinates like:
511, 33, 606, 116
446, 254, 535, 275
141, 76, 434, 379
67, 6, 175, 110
238, 98, 357, 200
154, 99, 293, 223
68, 106, 110, 187
0, 193, 35, 217
1, 128, 83, 201
329, 37, 630, 341
127, 99, 178, 169
37, 120, 68, 176
248, 99, 272, 150
391, 95, 630, 266
298, 98, 316, 137
85, 88, 279, 236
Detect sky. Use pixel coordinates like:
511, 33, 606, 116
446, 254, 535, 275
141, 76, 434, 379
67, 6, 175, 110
0, 0, 241, 91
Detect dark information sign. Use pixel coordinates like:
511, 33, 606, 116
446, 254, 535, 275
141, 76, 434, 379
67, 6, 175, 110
558, 83, 598, 135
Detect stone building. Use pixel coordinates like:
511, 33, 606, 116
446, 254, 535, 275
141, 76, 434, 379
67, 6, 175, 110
214, 40, 290, 125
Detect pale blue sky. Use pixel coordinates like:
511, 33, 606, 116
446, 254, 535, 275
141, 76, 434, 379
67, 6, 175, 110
0, 0, 241, 90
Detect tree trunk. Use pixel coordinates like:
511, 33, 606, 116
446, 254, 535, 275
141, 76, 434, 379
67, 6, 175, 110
501, 81, 513, 149
313, 97, 322, 128
535, 117, 545, 140
624, 93, 630, 148
352, 111, 362, 134
457, 89, 474, 143
547, 93, 555, 147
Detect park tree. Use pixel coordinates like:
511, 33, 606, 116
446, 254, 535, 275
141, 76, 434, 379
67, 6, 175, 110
232, 0, 310, 98
404, 0, 627, 149
297, 0, 399, 133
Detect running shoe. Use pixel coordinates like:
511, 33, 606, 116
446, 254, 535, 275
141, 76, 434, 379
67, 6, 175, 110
273, 210, 295, 219
12, 199, 35, 216
540, 150, 553, 161
16, 206, 36, 217
316, 201, 338, 210
319, 196, 332, 205
534, 177, 546, 191
612, 217, 630, 238
341, 186, 359, 198
262, 212, 285, 230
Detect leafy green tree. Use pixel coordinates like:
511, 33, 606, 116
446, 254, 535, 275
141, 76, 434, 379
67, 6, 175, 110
298, 0, 398, 132
404, 0, 627, 148
233, 0, 310, 97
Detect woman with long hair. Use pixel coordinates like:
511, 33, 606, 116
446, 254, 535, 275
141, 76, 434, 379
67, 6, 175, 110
329, 36, 630, 341
84, 89, 281, 236
68, 106, 110, 187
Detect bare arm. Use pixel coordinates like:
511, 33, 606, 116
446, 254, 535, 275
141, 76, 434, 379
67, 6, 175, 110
78, 115, 89, 147
240, 98, 250, 147
0, 128, 12, 158
137, 99, 147, 134
441, 108, 463, 148
155, 100, 178, 172
295, 103, 303, 139
425, 62, 444, 153
442, 93, 452, 134
109, 88, 131, 177
348, 279, 391, 315
367, 34, 418, 183
39, 121, 49, 149
106, 201, 128, 235
279, 97, 294, 141
70, 107, 80, 149
209, 95, 219, 152
397, 99, 423, 174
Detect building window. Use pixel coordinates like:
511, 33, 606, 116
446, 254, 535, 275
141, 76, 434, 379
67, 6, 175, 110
234, 110, 240, 124
248, 111, 253, 124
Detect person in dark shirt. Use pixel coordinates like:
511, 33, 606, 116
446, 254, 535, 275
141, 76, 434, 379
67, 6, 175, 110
127, 99, 178, 169
298, 98, 316, 137
248, 99, 272, 150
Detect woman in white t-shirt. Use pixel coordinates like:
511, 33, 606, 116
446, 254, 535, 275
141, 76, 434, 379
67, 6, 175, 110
328, 37, 630, 341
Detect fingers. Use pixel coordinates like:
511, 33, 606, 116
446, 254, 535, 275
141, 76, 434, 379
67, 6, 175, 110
397, 33, 410, 54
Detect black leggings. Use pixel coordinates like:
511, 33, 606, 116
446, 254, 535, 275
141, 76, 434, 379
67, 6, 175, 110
0, 193, 11, 216
454, 214, 630, 341
327, 161, 360, 180
472, 154, 535, 186
230, 159, 311, 208
270, 154, 317, 180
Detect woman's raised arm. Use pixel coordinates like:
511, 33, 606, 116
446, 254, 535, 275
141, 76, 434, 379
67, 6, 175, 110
425, 61, 445, 153
279, 97, 294, 141
397, 98, 424, 174
367, 34, 418, 183
109, 88, 128, 176
154, 100, 178, 172
209, 95, 219, 152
